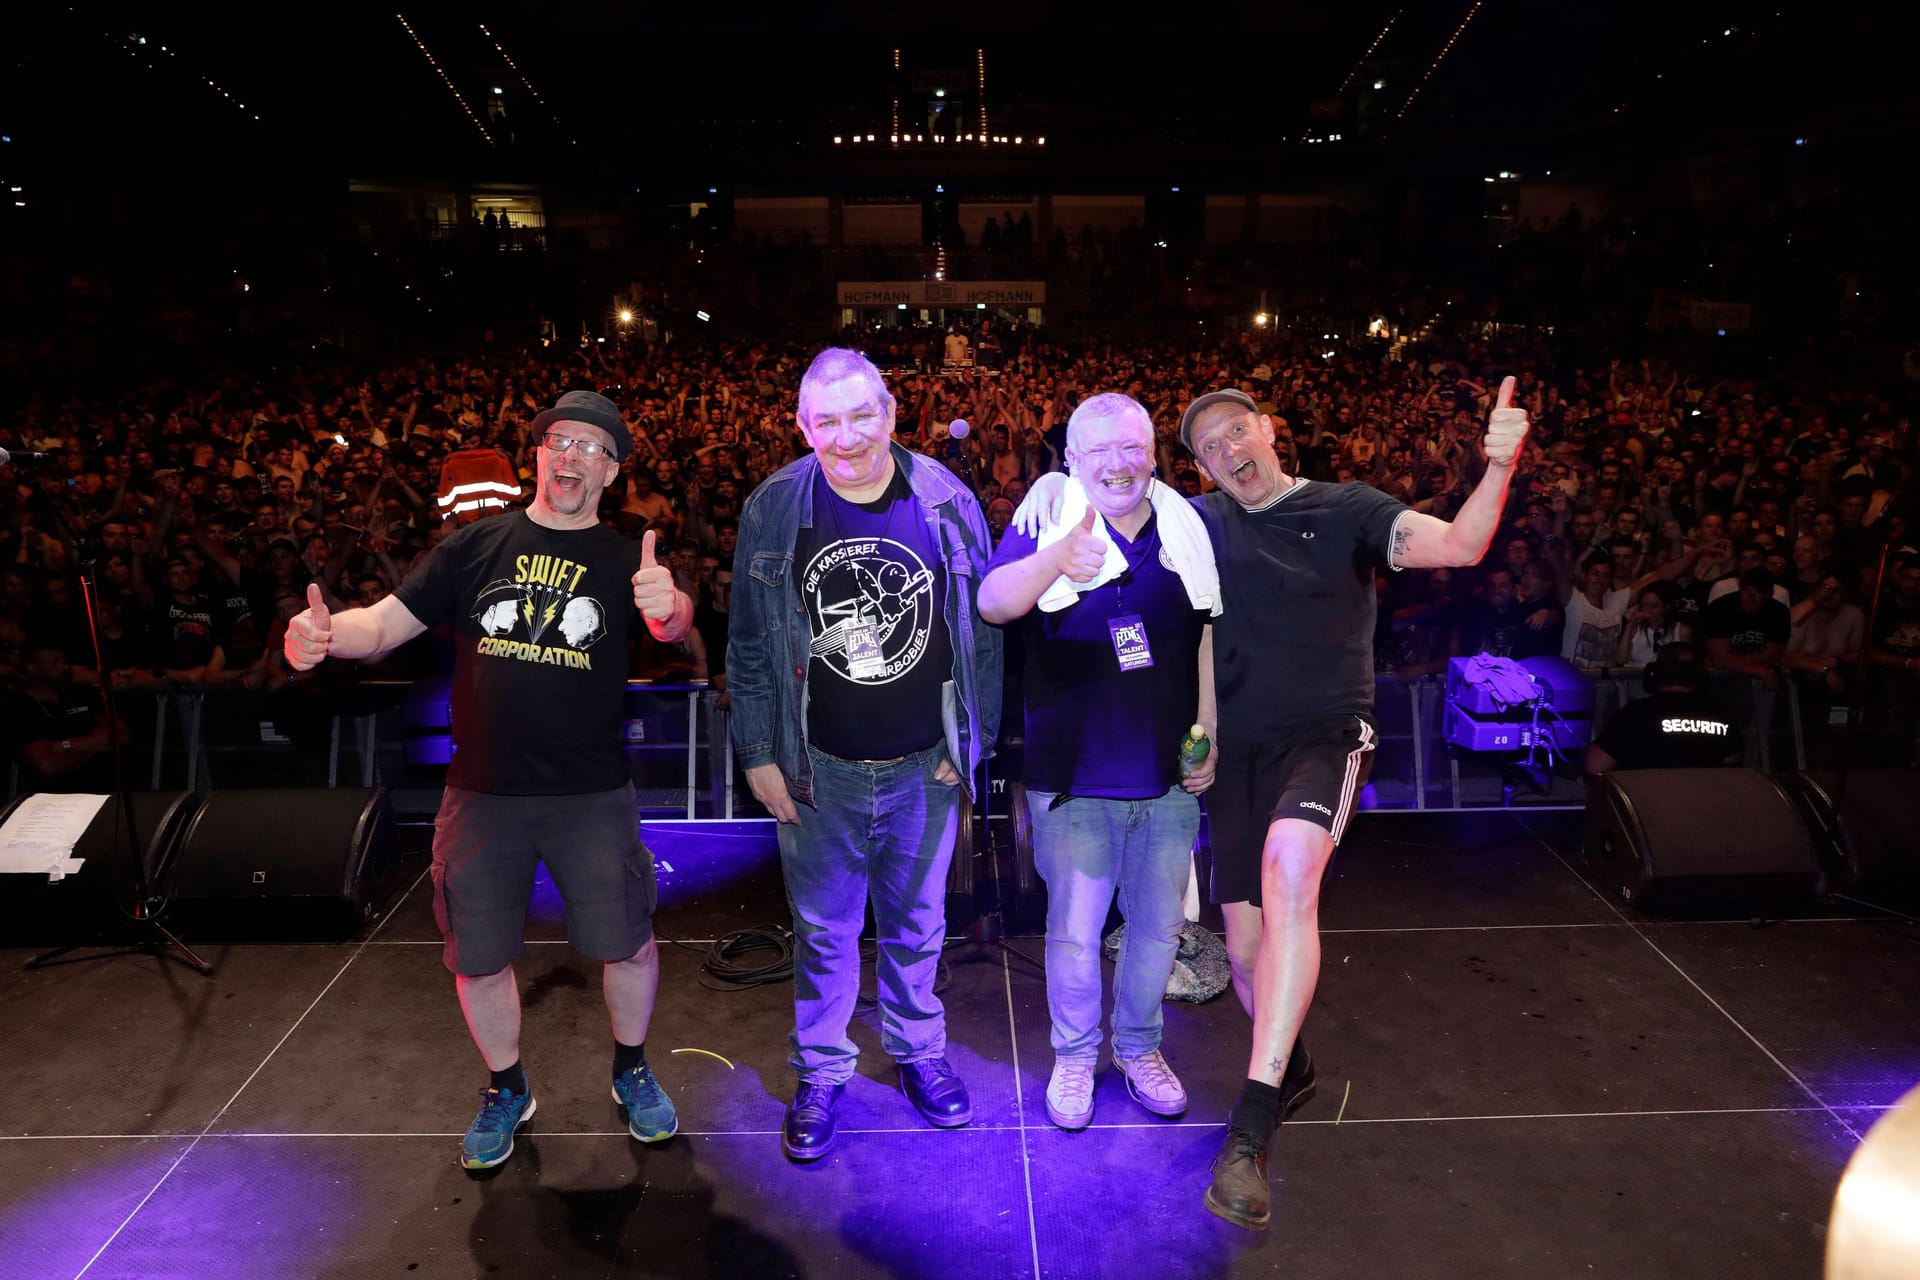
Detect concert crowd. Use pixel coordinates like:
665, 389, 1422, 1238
3, 265, 1918, 778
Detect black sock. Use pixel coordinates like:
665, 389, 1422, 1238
490, 1061, 527, 1096
613, 1039, 646, 1079
1229, 1078, 1281, 1137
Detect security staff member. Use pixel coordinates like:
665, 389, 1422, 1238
1583, 645, 1744, 774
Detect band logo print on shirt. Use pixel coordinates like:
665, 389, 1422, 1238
802, 537, 936, 684
468, 554, 610, 670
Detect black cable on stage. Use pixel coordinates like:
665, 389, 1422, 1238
662, 926, 796, 991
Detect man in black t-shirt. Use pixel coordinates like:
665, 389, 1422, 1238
1701, 568, 1791, 685
157, 556, 226, 683
2, 636, 127, 794
1458, 568, 1557, 659
979, 393, 1218, 1131
1584, 648, 1742, 773
1180, 380, 1531, 1229
284, 390, 695, 1172
729, 348, 1002, 1163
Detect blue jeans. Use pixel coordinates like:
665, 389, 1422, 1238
1027, 787, 1199, 1063
778, 744, 960, 1084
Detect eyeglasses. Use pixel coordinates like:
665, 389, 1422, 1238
541, 432, 611, 459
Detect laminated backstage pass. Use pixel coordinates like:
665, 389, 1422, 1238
844, 621, 887, 680
1110, 615, 1154, 671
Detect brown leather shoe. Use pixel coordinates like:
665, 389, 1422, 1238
1204, 1126, 1271, 1230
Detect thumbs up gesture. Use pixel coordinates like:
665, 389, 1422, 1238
284, 583, 333, 671
1054, 508, 1109, 583
632, 529, 679, 622
1484, 375, 1530, 468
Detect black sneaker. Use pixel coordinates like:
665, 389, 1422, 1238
783, 1080, 844, 1162
1278, 1039, 1317, 1122
1204, 1125, 1271, 1230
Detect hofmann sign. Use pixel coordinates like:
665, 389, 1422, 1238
838, 281, 1047, 307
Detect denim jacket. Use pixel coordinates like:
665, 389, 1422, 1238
727, 443, 1003, 805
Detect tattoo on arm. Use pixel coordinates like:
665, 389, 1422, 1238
1391, 523, 1410, 566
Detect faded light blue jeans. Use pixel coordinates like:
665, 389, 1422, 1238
778, 744, 960, 1084
1027, 787, 1199, 1063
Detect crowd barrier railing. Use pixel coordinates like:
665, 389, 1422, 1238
7, 670, 1912, 818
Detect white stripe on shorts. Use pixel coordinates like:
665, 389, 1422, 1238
1329, 718, 1378, 845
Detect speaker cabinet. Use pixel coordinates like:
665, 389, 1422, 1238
171, 788, 395, 920
1787, 770, 1920, 894
0, 792, 201, 939
1583, 769, 1821, 915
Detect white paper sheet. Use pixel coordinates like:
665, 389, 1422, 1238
0, 793, 110, 876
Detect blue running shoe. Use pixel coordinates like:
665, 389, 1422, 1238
612, 1063, 678, 1143
461, 1085, 536, 1170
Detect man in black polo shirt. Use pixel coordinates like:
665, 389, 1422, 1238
979, 393, 1220, 1132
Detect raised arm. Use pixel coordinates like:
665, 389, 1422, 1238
1390, 377, 1530, 570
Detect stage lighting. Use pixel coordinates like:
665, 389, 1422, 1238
618, 310, 633, 323
696, 310, 711, 322
1254, 313, 1269, 327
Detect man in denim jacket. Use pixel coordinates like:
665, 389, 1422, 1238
728, 348, 1003, 1162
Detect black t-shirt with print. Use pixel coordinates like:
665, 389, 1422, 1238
1595, 689, 1743, 770
2, 687, 112, 792
162, 592, 222, 669
1699, 594, 1790, 655
395, 509, 642, 795
1196, 480, 1408, 742
793, 469, 952, 761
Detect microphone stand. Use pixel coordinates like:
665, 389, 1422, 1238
26, 559, 210, 973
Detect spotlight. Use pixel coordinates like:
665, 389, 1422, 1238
1254, 312, 1269, 327
696, 310, 711, 321
618, 309, 633, 323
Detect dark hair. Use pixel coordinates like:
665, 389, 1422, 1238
1639, 580, 1678, 607
1579, 551, 1612, 574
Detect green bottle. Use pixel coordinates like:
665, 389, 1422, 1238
1177, 724, 1210, 777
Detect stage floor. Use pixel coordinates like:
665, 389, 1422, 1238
4, 810, 1917, 1280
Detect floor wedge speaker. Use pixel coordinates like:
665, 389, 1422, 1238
170, 788, 396, 923
1787, 770, 1920, 894
1583, 769, 1821, 915
0, 791, 201, 940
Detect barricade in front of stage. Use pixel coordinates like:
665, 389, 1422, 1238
5, 670, 1912, 821
4, 671, 1910, 940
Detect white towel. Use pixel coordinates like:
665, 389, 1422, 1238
1036, 478, 1221, 616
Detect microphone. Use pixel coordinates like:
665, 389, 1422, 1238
948, 418, 970, 439
0, 447, 52, 467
